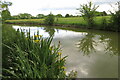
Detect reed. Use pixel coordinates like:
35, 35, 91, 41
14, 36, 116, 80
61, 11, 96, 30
2, 28, 68, 79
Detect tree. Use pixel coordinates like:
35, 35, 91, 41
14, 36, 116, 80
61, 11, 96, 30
36, 14, 44, 19
56, 14, 63, 17
11, 15, 20, 20
0, 1, 12, 10
44, 13, 55, 25
18, 13, 32, 19
110, 1, 120, 31
0, 1, 12, 21
65, 14, 70, 17
77, 2, 99, 28
102, 11, 107, 16
94, 11, 107, 16
1, 9, 11, 21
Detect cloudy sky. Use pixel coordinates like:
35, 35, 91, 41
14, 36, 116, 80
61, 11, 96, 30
3, 0, 119, 16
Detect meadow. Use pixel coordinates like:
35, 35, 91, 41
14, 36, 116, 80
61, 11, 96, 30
5, 16, 111, 27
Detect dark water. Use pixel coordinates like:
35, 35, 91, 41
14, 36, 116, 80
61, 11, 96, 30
9, 24, 119, 78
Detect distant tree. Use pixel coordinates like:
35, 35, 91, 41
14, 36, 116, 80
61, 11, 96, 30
11, 15, 20, 19
94, 11, 101, 16
0, 1, 12, 21
56, 14, 63, 17
36, 14, 44, 19
69, 14, 74, 17
77, 1, 99, 28
65, 14, 70, 17
102, 11, 107, 16
44, 13, 55, 25
94, 11, 107, 16
18, 13, 32, 19
1, 9, 11, 21
31, 16, 37, 19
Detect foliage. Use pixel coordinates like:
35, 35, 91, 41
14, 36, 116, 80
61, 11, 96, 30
1, 9, 11, 21
95, 11, 107, 16
2, 25, 70, 79
18, 13, 32, 19
5, 16, 111, 29
0, 1, 12, 10
65, 14, 70, 17
109, 1, 120, 31
11, 15, 20, 20
44, 13, 55, 25
36, 14, 45, 19
77, 1, 99, 28
2, 24, 17, 69
56, 14, 63, 17
0, 1, 12, 21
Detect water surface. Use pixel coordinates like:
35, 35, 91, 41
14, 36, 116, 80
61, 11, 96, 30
12, 25, 118, 78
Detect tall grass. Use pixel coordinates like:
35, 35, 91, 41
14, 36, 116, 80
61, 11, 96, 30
2, 25, 77, 79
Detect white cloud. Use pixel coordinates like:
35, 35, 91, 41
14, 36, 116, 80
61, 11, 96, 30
4, 0, 119, 16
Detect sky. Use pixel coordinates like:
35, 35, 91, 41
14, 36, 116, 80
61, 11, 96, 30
3, 0, 119, 16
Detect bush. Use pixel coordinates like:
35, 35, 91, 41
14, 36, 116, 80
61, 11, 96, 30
109, 1, 120, 31
77, 1, 99, 28
1, 10, 11, 21
110, 11, 120, 31
44, 13, 55, 25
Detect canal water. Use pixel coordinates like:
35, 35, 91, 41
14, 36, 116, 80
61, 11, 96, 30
12, 25, 118, 78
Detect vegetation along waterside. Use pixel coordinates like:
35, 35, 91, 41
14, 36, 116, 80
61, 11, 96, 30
5, 16, 118, 32
1, 1, 120, 32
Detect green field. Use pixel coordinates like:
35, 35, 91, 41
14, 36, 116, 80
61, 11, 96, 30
5, 16, 111, 27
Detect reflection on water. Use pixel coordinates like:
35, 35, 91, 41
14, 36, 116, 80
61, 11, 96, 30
77, 31, 97, 55
77, 30, 118, 56
11, 25, 118, 78
43, 27, 55, 37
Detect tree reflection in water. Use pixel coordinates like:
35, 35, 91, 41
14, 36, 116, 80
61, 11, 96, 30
99, 33, 118, 56
43, 26, 55, 37
77, 30, 118, 56
77, 31, 97, 55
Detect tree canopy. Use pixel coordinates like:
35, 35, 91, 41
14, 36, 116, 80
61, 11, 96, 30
77, 1, 99, 28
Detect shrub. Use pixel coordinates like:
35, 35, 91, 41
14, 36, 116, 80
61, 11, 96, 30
109, 1, 120, 31
77, 1, 99, 28
1, 10, 11, 21
110, 11, 120, 31
44, 13, 55, 25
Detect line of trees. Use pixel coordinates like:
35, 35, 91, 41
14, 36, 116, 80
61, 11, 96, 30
11, 13, 80, 20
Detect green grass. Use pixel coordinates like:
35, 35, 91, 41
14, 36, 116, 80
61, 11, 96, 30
5, 16, 116, 31
55, 17, 87, 26
5, 16, 111, 26
5, 19, 44, 24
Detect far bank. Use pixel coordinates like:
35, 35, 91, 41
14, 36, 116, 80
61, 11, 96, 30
4, 16, 119, 32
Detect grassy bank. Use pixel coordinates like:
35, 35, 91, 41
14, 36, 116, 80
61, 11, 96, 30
5, 16, 118, 31
5, 16, 111, 26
